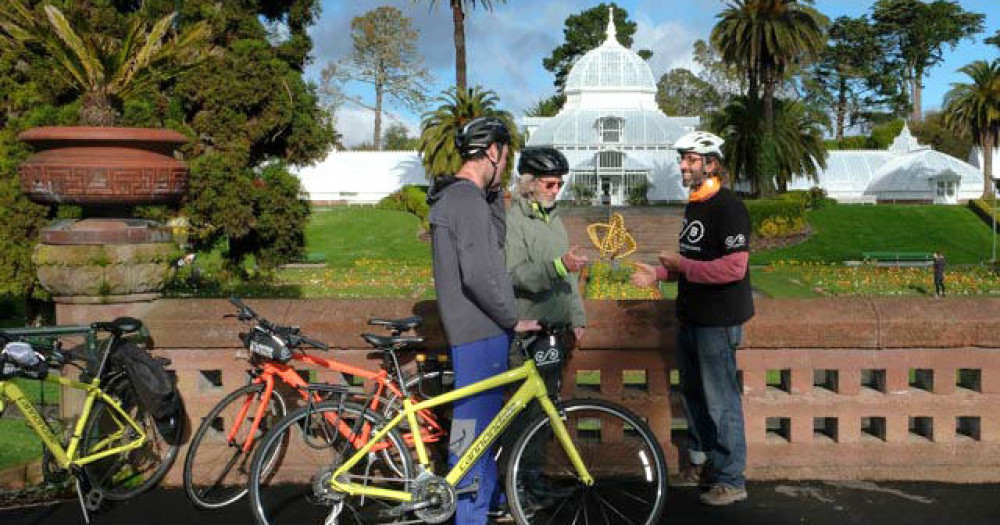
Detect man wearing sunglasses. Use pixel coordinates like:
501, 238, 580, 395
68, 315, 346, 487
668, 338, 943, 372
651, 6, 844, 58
632, 131, 753, 506
493, 146, 587, 518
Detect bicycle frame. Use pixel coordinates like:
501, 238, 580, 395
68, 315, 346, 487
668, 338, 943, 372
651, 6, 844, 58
328, 358, 594, 502
0, 374, 146, 470
226, 352, 445, 455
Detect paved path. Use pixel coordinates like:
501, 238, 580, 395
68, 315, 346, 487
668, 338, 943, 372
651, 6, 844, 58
1, 481, 998, 524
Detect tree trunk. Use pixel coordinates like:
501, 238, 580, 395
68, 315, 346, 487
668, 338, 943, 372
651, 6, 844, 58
451, 0, 466, 91
836, 76, 847, 141
374, 82, 384, 150
984, 133, 995, 200
80, 91, 119, 127
910, 75, 922, 123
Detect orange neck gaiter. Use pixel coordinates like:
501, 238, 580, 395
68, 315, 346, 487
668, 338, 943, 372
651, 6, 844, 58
688, 176, 721, 202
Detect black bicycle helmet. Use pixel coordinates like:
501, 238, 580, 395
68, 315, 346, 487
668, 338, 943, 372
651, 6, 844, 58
454, 116, 511, 159
518, 146, 569, 176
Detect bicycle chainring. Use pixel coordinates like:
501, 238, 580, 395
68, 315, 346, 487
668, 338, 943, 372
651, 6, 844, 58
412, 476, 455, 524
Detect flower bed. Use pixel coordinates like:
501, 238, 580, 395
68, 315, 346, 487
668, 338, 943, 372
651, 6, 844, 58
584, 260, 662, 300
765, 260, 1000, 296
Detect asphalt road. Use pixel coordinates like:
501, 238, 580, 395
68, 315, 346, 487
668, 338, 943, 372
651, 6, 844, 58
1, 481, 998, 524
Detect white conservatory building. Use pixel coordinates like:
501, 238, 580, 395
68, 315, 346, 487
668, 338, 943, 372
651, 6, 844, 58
787, 124, 993, 204
523, 11, 698, 205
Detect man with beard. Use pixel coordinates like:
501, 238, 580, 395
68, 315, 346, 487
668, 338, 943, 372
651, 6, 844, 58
632, 131, 753, 506
426, 116, 535, 524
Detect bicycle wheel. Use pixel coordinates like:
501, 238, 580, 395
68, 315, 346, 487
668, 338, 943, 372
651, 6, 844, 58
184, 382, 289, 510
505, 398, 668, 525
248, 400, 414, 525
81, 373, 183, 500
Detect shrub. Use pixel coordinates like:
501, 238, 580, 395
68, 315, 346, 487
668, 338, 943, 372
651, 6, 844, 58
780, 186, 836, 210
745, 198, 806, 236
378, 185, 429, 231
570, 181, 595, 205
626, 180, 651, 206
758, 216, 808, 238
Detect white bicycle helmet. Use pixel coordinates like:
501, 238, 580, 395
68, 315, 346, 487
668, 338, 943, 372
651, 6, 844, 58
674, 131, 724, 160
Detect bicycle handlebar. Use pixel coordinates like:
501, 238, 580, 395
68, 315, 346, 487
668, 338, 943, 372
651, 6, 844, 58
229, 295, 328, 352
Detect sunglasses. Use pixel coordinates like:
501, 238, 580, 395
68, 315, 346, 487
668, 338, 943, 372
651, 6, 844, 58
540, 180, 565, 190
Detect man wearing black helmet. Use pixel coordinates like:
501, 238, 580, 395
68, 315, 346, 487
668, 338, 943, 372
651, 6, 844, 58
632, 131, 753, 506
426, 116, 532, 525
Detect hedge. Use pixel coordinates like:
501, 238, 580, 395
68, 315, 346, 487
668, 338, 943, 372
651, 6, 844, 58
745, 198, 807, 237
377, 185, 430, 231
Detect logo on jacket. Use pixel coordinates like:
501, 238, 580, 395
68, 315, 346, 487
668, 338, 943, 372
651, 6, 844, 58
679, 220, 705, 245
725, 234, 746, 249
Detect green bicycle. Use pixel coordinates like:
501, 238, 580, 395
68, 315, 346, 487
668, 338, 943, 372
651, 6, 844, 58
247, 322, 668, 525
0, 318, 182, 523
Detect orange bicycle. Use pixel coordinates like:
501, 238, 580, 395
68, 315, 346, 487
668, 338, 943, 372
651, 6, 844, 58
182, 296, 452, 510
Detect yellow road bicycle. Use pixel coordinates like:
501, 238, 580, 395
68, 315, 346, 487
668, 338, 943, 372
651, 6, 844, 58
0, 318, 181, 523
247, 323, 668, 525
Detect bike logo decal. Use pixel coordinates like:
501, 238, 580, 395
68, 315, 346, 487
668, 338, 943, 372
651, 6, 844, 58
680, 220, 705, 245
534, 347, 560, 367
725, 234, 746, 249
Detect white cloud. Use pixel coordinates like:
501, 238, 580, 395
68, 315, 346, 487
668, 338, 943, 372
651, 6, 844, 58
633, 17, 704, 79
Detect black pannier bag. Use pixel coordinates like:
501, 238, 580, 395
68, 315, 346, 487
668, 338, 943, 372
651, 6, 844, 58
1, 341, 48, 380
109, 342, 182, 441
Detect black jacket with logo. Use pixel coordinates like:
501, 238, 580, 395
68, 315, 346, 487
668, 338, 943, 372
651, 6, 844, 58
676, 187, 754, 326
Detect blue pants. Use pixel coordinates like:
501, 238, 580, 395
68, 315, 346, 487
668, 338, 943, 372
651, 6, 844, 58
448, 334, 510, 525
676, 322, 747, 488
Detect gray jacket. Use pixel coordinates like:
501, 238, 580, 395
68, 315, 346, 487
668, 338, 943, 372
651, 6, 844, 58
427, 176, 518, 346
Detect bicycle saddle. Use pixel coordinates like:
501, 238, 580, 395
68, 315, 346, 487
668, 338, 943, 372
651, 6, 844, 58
91, 317, 143, 335
367, 316, 422, 332
361, 333, 424, 348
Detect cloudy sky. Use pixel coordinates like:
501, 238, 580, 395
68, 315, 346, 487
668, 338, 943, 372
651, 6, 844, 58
307, 0, 1000, 147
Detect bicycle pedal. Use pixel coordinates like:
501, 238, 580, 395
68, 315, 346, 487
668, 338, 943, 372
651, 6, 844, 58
85, 489, 104, 512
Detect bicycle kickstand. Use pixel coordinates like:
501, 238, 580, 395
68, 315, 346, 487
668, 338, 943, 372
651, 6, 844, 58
73, 471, 104, 524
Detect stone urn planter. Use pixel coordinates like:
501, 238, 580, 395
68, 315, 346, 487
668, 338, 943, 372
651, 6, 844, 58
18, 127, 189, 303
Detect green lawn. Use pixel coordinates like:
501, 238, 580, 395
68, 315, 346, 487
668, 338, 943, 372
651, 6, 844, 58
749, 267, 823, 298
750, 204, 995, 265
0, 419, 44, 470
305, 208, 431, 267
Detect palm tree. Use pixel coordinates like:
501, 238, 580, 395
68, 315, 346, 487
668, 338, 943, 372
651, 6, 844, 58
415, 1, 505, 91
419, 85, 520, 179
943, 59, 1000, 199
712, 95, 828, 194
0, 1, 210, 126
711, 0, 827, 125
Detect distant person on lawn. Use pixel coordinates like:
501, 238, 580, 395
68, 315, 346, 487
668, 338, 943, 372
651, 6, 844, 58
933, 252, 946, 297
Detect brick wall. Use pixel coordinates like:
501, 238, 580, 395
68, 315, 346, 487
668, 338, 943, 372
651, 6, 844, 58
56, 297, 1000, 484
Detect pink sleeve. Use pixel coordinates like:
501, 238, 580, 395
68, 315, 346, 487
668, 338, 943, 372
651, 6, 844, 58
655, 265, 670, 281
679, 252, 749, 284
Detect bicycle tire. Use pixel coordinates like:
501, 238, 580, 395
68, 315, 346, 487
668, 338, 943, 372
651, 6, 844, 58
80, 372, 183, 500
248, 400, 414, 525
504, 398, 668, 525
183, 382, 289, 510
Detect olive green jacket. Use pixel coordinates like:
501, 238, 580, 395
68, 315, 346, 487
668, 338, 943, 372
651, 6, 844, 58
505, 196, 586, 328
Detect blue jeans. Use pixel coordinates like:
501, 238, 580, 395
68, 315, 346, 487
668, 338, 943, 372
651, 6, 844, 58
676, 322, 747, 488
448, 334, 510, 525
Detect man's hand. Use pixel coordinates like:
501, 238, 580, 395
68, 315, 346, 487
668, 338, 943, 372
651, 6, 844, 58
561, 246, 589, 273
658, 250, 680, 272
631, 262, 658, 288
573, 326, 585, 342
514, 320, 541, 333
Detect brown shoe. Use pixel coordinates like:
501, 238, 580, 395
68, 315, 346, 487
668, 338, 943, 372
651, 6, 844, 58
699, 484, 748, 506
673, 462, 712, 488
